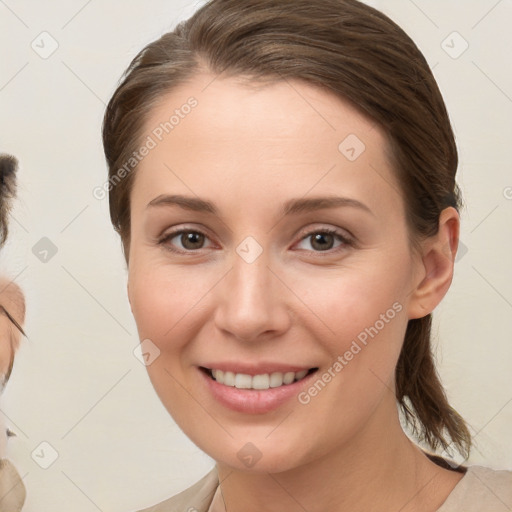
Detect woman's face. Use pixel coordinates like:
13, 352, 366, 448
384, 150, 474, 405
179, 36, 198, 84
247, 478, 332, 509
127, 73, 428, 472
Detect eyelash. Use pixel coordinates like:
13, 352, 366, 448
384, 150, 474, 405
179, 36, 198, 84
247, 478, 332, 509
157, 226, 354, 256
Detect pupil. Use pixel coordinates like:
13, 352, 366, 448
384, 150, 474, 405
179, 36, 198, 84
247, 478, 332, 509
183, 232, 203, 249
313, 233, 333, 251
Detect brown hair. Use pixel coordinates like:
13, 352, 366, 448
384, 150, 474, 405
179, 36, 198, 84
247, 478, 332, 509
102, 0, 471, 459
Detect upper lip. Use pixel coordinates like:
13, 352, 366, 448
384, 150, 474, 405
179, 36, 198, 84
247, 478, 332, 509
199, 362, 317, 376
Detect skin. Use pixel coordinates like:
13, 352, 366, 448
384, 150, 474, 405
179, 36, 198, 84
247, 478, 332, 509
127, 72, 463, 511
0, 279, 25, 384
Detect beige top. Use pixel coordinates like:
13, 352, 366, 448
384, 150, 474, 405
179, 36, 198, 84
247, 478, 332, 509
136, 464, 512, 512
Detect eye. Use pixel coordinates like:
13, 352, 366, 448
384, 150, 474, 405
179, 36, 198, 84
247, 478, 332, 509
158, 226, 353, 255
294, 228, 352, 253
158, 229, 213, 253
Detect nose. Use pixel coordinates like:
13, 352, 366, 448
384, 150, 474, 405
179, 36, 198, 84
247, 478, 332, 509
213, 247, 291, 343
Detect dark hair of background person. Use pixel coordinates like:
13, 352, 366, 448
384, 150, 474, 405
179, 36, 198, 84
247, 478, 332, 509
0, 155, 18, 248
102, 0, 472, 459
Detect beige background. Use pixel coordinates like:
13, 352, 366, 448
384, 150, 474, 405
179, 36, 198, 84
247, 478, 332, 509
0, 0, 511, 510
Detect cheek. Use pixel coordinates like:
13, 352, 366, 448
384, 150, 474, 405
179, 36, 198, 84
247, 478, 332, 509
128, 260, 214, 351
287, 256, 410, 348
127, 262, 208, 414
284, 252, 411, 413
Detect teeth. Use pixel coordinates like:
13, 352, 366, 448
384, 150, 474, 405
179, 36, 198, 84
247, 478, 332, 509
269, 372, 283, 388
235, 373, 252, 389
252, 374, 269, 390
283, 371, 295, 385
210, 368, 311, 389
295, 369, 308, 380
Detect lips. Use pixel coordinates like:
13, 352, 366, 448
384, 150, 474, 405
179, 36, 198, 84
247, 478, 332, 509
198, 364, 319, 414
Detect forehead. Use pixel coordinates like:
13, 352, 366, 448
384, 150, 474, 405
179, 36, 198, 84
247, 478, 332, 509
133, 73, 403, 217
144, 72, 385, 150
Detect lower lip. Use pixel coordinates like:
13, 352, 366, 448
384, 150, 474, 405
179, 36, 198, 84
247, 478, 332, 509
198, 367, 317, 414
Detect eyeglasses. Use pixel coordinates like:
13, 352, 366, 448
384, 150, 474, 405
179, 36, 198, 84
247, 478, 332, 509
0, 305, 26, 385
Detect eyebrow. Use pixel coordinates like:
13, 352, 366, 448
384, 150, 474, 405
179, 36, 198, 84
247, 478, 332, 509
147, 194, 374, 217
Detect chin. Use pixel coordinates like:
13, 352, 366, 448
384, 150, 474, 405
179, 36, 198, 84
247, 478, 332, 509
184, 424, 313, 474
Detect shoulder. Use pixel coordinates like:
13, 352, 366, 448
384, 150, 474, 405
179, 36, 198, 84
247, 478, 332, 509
134, 467, 219, 512
438, 464, 512, 511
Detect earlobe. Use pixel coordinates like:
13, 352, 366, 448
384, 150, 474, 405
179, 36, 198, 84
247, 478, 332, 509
407, 207, 460, 320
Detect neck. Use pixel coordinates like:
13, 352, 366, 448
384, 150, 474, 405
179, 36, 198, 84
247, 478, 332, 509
215, 398, 463, 512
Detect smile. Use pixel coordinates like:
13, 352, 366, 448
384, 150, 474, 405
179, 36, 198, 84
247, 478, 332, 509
200, 367, 318, 390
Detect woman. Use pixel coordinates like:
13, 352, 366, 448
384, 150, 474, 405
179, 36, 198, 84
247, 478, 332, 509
102, 0, 512, 510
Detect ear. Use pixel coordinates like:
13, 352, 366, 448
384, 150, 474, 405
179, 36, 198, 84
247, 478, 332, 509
407, 207, 460, 320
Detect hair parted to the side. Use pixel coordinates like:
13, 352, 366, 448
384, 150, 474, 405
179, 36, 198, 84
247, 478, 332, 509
102, 0, 471, 459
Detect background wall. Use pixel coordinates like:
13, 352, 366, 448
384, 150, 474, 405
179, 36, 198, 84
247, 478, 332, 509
0, 0, 510, 510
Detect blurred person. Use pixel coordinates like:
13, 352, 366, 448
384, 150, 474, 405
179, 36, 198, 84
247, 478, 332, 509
0, 154, 26, 511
